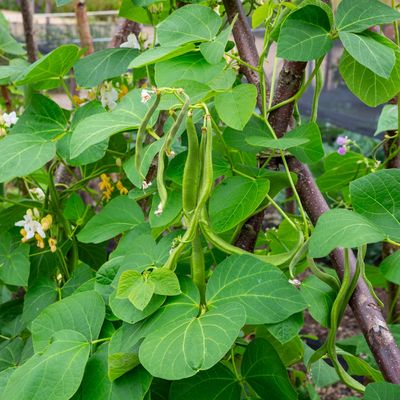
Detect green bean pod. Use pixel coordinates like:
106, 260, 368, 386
182, 111, 200, 219
135, 92, 161, 182
197, 115, 213, 210
155, 95, 190, 215
191, 230, 206, 305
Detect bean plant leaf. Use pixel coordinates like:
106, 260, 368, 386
285, 122, 324, 163
0, 338, 24, 372
0, 22, 26, 56
215, 84, 257, 130
21, 277, 58, 325
129, 44, 195, 69
246, 136, 309, 150
155, 52, 225, 87
157, 5, 222, 47
199, 25, 232, 64
139, 302, 246, 380
209, 176, 270, 233
169, 363, 241, 400
375, 104, 398, 135
77, 196, 144, 244
0, 233, 30, 286
31, 290, 105, 352
308, 209, 386, 258
2, 330, 90, 400
277, 5, 332, 61
339, 49, 400, 107
81, 343, 152, 399
364, 382, 400, 400
108, 323, 142, 381
336, 0, 400, 33
241, 338, 297, 400
339, 31, 395, 79
300, 275, 336, 327
16, 45, 82, 85
350, 170, 400, 241
10, 94, 68, 140
74, 48, 139, 87
265, 312, 304, 344
0, 134, 56, 183
206, 254, 307, 324
380, 251, 400, 285
70, 89, 158, 158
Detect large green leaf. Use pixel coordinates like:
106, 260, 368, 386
0, 22, 26, 56
70, 89, 158, 158
21, 277, 58, 325
215, 84, 257, 130
109, 292, 166, 324
155, 52, 225, 87
0, 134, 56, 183
350, 170, 400, 241
108, 323, 142, 381
375, 104, 398, 135
10, 94, 68, 139
2, 330, 90, 400
277, 5, 332, 61
31, 290, 105, 352
317, 152, 369, 192
129, 44, 195, 69
339, 49, 400, 107
265, 312, 304, 344
0, 338, 24, 372
308, 209, 386, 258
300, 275, 336, 327
199, 25, 232, 65
209, 176, 269, 233
206, 254, 307, 324
380, 251, 400, 285
16, 45, 81, 85
339, 31, 395, 79
74, 48, 139, 87
246, 136, 309, 150
81, 343, 152, 399
0, 233, 30, 286
364, 382, 400, 400
139, 302, 245, 380
285, 122, 324, 163
336, 0, 400, 33
169, 363, 241, 400
241, 338, 297, 400
77, 196, 144, 244
157, 5, 221, 47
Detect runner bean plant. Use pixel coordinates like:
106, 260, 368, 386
0, 0, 400, 399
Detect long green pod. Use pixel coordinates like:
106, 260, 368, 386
307, 256, 341, 291
135, 91, 161, 182
182, 111, 200, 219
196, 114, 213, 211
155, 95, 190, 216
324, 249, 365, 392
191, 230, 206, 305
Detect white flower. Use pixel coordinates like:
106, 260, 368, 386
29, 187, 45, 201
154, 203, 163, 216
120, 33, 139, 49
141, 89, 152, 104
100, 83, 118, 110
142, 181, 152, 190
2, 111, 18, 127
15, 209, 46, 240
288, 278, 301, 287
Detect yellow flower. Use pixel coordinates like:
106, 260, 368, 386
72, 95, 86, 106
48, 238, 57, 253
118, 84, 129, 99
41, 214, 53, 231
35, 233, 45, 249
20, 228, 28, 243
116, 180, 128, 195
99, 174, 114, 201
